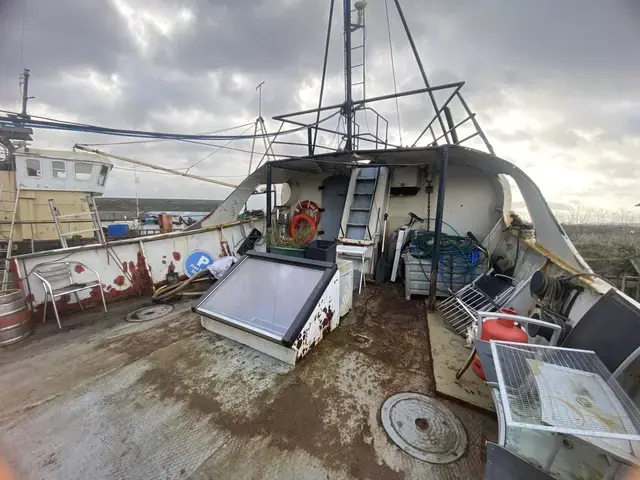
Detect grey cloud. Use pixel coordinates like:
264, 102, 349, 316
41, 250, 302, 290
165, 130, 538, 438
0, 0, 637, 209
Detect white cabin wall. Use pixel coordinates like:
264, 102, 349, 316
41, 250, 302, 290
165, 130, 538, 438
387, 164, 504, 240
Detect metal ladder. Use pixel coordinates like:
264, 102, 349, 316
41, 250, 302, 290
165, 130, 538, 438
0, 184, 21, 290
345, 168, 378, 240
346, 3, 367, 107
49, 194, 106, 248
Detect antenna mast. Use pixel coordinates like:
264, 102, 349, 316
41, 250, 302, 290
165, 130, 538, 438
19, 68, 33, 118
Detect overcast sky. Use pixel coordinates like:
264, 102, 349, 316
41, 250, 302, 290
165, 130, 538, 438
0, 0, 638, 218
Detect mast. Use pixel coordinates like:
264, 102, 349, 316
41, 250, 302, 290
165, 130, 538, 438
343, 0, 353, 151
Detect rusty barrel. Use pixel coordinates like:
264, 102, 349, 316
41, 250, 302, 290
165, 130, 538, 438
0, 289, 31, 346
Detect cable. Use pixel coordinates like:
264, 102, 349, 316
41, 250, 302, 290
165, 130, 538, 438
0, 110, 340, 142
77, 122, 256, 147
111, 166, 246, 177
384, 0, 403, 145
185, 124, 255, 173
409, 230, 485, 289
19, 0, 26, 72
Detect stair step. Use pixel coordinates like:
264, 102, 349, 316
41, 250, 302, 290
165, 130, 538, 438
350, 207, 370, 212
347, 222, 368, 227
353, 192, 372, 196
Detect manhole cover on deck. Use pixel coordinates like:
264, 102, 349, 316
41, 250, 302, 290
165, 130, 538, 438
126, 305, 174, 323
381, 392, 467, 464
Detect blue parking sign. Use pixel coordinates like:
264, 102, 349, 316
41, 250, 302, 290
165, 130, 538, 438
184, 250, 214, 277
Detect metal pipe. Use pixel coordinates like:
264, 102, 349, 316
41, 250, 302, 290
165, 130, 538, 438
428, 114, 474, 146
20, 69, 31, 117
456, 131, 480, 145
411, 84, 463, 146
314, 0, 335, 152
456, 93, 495, 155
343, 0, 353, 151
307, 127, 313, 156
443, 106, 458, 144
428, 147, 448, 308
265, 162, 272, 251
73, 145, 238, 188
393, 0, 449, 143
273, 82, 465, 120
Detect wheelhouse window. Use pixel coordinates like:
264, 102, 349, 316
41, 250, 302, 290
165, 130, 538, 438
74, 162, 94, 181
52, 160, 67, 179
97, 165, 109, 186
25, 158, 41, 177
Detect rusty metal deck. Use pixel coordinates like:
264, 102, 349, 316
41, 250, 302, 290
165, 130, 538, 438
0, 284, 496, 479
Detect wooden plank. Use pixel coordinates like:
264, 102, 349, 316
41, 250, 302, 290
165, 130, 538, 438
427, 308, 495, 412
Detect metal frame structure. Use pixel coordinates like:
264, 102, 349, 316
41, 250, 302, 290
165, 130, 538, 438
260, 0, 495, 161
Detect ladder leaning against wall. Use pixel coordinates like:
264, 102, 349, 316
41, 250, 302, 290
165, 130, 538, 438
49, 194, 106, 248
0, 183, 22, 291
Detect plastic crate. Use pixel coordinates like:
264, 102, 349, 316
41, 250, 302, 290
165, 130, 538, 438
305, 240, 337, 263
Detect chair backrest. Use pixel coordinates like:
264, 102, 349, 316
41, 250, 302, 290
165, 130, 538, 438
562, 289, 640, 373
34, 262, 73, 288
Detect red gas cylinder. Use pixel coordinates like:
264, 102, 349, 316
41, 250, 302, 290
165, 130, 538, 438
472, 307, 528, 380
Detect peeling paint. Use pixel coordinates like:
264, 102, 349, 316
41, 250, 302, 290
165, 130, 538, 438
294, 273, 340, 361
74, 264, 85, 274
172, 252, 181, 261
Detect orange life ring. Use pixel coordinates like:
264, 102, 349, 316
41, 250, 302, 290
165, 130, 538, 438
290, 213, 317, 244
294, 200, 321, 224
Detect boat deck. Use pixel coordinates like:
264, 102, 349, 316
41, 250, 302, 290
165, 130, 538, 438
0, 284, 496, 479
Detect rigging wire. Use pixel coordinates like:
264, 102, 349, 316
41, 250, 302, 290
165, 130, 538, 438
19, 0, 26, 72
112, 165, 247, 177
185, 123, 255, 173
76, 122, 256, 147
384, 0, 403, 146
0, 109, 340, 142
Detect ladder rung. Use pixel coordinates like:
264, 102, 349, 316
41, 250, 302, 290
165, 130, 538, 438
351, 45, 364, 50
352, 63, 364, 68
352, 82, 364, 86
61, 228, 100, 236
57, 212, 95, 219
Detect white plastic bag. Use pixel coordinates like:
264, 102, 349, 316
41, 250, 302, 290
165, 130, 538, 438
207, 256, 237, 279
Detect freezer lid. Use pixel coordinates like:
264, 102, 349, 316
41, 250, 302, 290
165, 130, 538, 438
194, 251, 337, 346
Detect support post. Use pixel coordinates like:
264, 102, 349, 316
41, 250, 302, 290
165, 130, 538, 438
265, 162, 272, 252
343, 0, 353, 151
314, 0, 335, 151
307, 127, 314, 156
428, 146, 448, 309
443, 106, 459, 144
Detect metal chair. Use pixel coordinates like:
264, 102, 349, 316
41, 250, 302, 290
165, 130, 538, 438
33, 261, 107, 329
437, 269, 524, 337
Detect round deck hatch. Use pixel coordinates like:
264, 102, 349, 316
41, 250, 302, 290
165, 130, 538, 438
126, 305, 174, 323
380, 392, 467, 464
